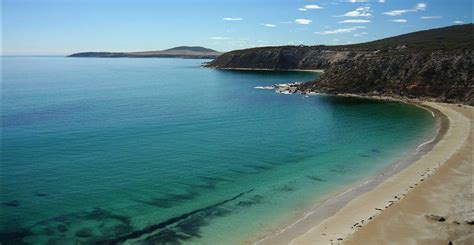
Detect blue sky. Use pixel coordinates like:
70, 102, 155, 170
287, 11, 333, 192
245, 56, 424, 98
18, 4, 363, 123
2, 0, 472, 55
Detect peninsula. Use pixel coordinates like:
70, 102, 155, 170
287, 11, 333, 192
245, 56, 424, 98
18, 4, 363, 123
69, 46, 221, 59
206, 24, 473, 105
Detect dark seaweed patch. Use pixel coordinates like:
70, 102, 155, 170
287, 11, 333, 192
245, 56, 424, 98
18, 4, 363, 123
174, 214, 206, 238
56, 224, 68, 233
2, 200, 20, 207
145, 228, 187, 245
306, 175, 326, 182
75, 228, 93, 238
371, 149, 381, 153
208, 207, 232, 218
0, 229, 32, 244
99, 189, 254, 244
100, 224, 134, 237
237, 195, 264, 207
279, 185, 296, 192
236, 201, 254, 207
43, 227, 55, 236
359, 154, 370, 158
4, 208, 135, 244
82, 208, 131, 225
34, 192, 48, 197
136, 191, 199, 209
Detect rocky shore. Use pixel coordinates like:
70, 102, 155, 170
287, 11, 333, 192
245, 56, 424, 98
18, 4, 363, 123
255, 82, 302, 94
206, 24, 474, 105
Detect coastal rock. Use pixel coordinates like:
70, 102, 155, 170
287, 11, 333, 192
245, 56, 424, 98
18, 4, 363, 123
425, 214, 446, 222
301, 49, 473, 105
206, 24, 474, 105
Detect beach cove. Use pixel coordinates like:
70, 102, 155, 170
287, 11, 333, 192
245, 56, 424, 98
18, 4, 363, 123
255, 101, 472, 245
1, 57, 442, 244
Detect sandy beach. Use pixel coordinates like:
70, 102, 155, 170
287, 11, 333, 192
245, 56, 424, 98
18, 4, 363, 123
254, 102, 472, 245
345, 103, 473, 245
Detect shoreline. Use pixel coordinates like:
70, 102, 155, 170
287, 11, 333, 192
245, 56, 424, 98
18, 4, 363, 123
344, 103, 473, 244
277, 101, 470, 244
250, 97, 470, 244
204, 66, 324, 73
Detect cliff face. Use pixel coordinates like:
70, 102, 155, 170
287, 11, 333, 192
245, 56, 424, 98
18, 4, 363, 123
206, 46, 357, 70
300, 50, 473, 104
206, 24, 473, 104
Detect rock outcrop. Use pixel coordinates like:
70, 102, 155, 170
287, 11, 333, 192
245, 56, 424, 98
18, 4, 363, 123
299, 50, 473, 104
206, 24, 474, 104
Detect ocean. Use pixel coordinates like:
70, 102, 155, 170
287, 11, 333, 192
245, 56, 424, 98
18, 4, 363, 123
1, 57, 436, 244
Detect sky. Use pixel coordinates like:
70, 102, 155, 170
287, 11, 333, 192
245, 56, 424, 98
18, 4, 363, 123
2, 0, 472, 55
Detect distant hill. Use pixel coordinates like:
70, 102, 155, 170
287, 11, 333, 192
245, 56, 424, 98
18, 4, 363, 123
206, 24, 473, 104
69, 46, 221, 59
165, 46, 217, 52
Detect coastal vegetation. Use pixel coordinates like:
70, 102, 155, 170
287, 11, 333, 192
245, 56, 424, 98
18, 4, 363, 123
206, 24, 474, 104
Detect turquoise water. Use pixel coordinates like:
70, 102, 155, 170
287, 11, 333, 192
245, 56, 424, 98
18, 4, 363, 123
1, 57, 436, 244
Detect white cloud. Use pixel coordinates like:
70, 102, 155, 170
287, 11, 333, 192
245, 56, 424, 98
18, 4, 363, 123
354, 32, 368, 37
415, 3, 427, 11
316, 26, 366, 35
339, 19, 371, 23
379, 0, 385, 3
333, 39, 340, 42
342, 7, 373, 17
383, 3, 427, 16
391, 19, 407, 23
295, 19, 312, 25
223, 17, 243, 21
383, 10, 409, 16
298, 8, 308, 11
453, 20, 464, 24
304, 5, 323, 9
420, 16, 442, 19
211, 37, 231, 40
263, 24, 277, 27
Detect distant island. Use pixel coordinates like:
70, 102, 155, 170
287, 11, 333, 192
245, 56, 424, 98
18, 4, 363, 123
206, 24, 473, 105
69, 46, 221, 59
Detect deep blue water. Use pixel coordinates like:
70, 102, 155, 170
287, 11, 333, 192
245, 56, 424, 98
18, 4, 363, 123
1, 57, 436, 244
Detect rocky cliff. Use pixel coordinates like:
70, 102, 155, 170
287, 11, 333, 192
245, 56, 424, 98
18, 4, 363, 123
299, 50, 473, 104
205, 46, 356, 70
206, 24, 473, 104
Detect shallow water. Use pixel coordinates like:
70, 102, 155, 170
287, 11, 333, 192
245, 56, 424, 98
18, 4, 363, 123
1, 57, 436, 244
